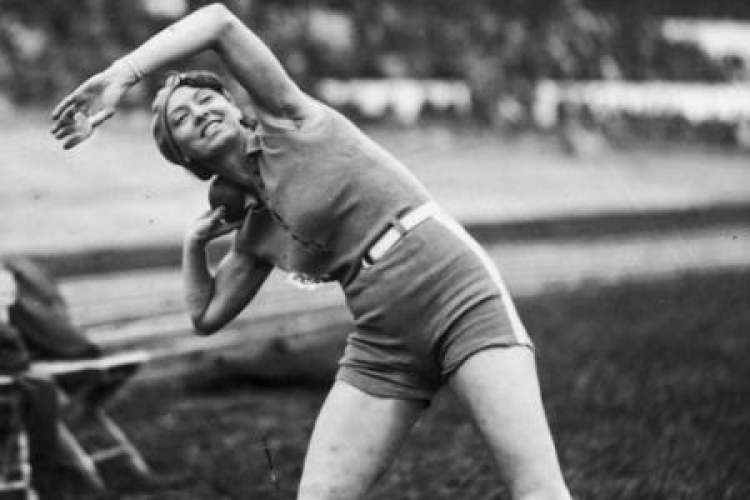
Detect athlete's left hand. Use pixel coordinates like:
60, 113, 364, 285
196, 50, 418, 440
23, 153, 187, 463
50, 63, 134, 149
187, 207, 243, 245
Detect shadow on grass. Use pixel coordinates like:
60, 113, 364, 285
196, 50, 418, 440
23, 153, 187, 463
84, 269, 749, 499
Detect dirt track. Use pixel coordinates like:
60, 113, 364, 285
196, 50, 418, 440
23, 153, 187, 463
54, 223, 750, 365
3, 114, 750, 256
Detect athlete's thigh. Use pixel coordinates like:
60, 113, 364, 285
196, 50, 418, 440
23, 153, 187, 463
297, 380, 426, 500
448, 347, 570, 499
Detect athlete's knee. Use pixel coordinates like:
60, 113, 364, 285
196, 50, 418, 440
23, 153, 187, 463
296, 480, 357, 500
297, 468, 375, 500
296, 481, 331, 500
508, 477, 572, 500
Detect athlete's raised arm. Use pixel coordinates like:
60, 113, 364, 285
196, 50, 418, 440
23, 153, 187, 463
52, 3, 314, 148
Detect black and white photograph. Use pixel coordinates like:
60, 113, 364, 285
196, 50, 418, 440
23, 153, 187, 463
0, 1, 748, 498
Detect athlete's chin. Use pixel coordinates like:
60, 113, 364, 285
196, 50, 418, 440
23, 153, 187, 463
202, 130, 233, 152
192, 133, 239, 163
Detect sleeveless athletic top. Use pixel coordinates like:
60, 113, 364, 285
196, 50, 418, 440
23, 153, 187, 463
233, 102, 431, 285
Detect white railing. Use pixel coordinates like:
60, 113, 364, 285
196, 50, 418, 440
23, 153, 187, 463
316, 78, 472, 124
534, 79, 750, 128
662, 18, 750, 60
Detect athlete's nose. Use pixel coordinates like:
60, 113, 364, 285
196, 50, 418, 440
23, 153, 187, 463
194, 106, 210, 125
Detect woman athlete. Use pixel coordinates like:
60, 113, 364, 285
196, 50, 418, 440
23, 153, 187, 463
51, 4, 572, 499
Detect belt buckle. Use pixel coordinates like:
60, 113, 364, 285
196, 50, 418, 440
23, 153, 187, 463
361, 252, 375, 269
360, 228, 394, 270
360, 205, 426, 271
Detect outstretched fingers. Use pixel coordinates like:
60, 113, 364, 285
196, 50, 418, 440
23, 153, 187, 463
89, 108, 114, 128
51, 72, 118, 148
51, 100, 114, 149
61, 133, 88, 151
50, 107, 76, 135
51, 91, 83, 121
51, 72, 104, 119
50, 109, 95, 149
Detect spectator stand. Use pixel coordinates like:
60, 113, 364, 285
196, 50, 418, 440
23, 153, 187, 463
532, 19, 750, 150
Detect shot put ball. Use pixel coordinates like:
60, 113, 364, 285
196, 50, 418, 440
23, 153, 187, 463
209, 177, 248, 222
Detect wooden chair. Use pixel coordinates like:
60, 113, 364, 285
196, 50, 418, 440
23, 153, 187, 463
0, 376, 36, 500
31, 351, 152, 494
2, 258, 155, 494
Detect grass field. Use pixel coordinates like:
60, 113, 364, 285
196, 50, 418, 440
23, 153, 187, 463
75, 269, 749, 500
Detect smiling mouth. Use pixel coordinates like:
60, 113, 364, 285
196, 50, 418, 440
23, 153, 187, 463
201, 119, 222, 138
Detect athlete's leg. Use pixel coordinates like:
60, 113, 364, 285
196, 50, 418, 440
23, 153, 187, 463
448, 347, 571, 500
297, 380, 426, 500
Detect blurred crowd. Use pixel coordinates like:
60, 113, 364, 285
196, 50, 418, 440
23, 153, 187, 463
1, 0, 749, 146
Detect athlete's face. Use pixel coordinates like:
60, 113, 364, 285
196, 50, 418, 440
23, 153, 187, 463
166, 86, 244, 163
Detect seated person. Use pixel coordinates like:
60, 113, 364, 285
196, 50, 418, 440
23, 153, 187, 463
3, 257, 99, 362
2, 258, 169, 497
1, 264, 62, 499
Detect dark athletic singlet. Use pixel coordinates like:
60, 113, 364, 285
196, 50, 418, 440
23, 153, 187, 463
234, 102, 431, 284
232, 101, 531, 401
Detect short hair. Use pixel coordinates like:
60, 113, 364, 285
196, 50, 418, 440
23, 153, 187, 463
151, 70, 234, 181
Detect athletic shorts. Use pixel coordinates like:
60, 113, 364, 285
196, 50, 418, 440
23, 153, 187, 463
337, 209, 533, 402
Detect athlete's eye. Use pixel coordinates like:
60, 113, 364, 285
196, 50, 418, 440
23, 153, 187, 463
171, 112, 187, 127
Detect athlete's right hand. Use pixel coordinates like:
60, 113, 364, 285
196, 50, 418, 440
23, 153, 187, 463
50, 64, 133, 149
186, 207, 243, 245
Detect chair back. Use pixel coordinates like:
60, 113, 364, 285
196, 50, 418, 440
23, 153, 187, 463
4, 257, 99, 361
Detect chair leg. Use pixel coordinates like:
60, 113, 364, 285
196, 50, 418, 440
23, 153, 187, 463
55, 423, 106, 492
93, 410, 151, 476
0, 381, 38, 500
11, 428, 38, 500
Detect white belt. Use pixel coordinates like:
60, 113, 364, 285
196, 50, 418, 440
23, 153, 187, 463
361, 202, 439, 269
